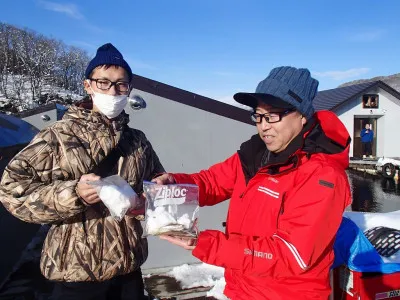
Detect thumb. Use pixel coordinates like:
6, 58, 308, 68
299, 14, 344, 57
151, 173, 176, 185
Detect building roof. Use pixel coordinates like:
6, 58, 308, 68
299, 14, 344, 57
131, 74, 253, 125
16, 102, 67, 118
313, 80, 400, 111
21, 75, 399, 124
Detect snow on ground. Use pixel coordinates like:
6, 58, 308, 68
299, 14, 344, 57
166, 263, 229, 300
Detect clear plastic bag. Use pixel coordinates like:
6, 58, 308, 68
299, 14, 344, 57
143, 181, 199, 237
89, 175, 139, 221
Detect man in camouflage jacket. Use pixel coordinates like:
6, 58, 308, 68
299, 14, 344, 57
0, 43, 164, 299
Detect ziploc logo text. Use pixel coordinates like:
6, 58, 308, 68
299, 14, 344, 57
154, 186, 187, 206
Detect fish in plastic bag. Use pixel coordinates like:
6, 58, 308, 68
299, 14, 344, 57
143, 181, 199, 237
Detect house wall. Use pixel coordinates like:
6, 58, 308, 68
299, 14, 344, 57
128, 89, 255, 269
21, 108, 58, 130
333, 87, 400, 158
375, 89, 400, 158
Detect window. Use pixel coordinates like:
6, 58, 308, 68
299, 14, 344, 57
362, 94, 379, 109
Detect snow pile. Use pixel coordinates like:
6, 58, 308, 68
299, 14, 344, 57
0, 74, 82, 113
207, 277, 229, 300
166, 263, 228, 299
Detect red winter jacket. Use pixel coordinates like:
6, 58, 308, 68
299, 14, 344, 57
173, 111, 352, 300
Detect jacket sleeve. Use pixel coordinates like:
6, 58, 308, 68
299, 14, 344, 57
192, 165, 351, 277
0, 130, 86, 224
172, 153, 239, 206
360, 129, 365, 137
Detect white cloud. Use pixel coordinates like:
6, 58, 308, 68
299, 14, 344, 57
37, 1, 110, 34
348, 29, 385, 42
313, 68, 370, 81
37, 0, 84, 20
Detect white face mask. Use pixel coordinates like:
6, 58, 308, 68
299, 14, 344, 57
88, 84, 127, 119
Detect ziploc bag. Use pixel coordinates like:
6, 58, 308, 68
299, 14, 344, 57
88, 175, 139, 221
143, 181, 199, 237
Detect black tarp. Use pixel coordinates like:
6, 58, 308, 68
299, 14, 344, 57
0, 114, 43, 297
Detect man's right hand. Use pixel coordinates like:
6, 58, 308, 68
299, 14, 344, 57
159, 234, 197, 250
76, 173, 101, 205
151, 173, 176, 185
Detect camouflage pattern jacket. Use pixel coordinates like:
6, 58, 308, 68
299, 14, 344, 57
0, 105, 164, 282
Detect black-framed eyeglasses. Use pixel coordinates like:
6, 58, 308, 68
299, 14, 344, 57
89, 78, 130, 93
250, 109, 296, 124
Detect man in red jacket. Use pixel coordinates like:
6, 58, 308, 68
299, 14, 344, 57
154, 66, 352, 299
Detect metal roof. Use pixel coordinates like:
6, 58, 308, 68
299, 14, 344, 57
16, 102, 67, 118
313, 81, 378, 111
131, 74, 254, 125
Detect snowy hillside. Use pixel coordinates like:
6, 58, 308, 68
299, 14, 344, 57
0, 74, 82, 113
0, 22, 89, 114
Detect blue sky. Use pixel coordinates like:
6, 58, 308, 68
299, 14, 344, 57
1, 0, 400, 105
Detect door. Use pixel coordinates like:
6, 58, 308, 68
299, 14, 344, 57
353, 118, 377, 158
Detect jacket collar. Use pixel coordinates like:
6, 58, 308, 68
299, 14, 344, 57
63, 97, 130, 132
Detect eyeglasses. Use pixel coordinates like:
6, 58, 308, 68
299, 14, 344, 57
89, 78, 130, 93
250, 109, 296, 124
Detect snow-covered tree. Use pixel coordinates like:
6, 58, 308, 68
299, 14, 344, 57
0, 22, 90, 112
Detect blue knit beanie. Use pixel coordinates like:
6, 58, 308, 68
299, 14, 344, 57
85, 43, 132, 80
234, 66, 318, 120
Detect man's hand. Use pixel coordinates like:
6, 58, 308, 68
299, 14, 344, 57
76, 173, 101, 205
152, 173, 176, 185
159, 234, 197, 250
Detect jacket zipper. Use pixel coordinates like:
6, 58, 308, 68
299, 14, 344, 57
276, 192, 286, 229
108, 122, 116, 148
237, 179, 259, 230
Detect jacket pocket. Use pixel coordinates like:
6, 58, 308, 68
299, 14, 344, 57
240, 182, 284, 237
59, 224, 73, 271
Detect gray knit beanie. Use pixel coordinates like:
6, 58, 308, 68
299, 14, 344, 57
234, 66, 318, 120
